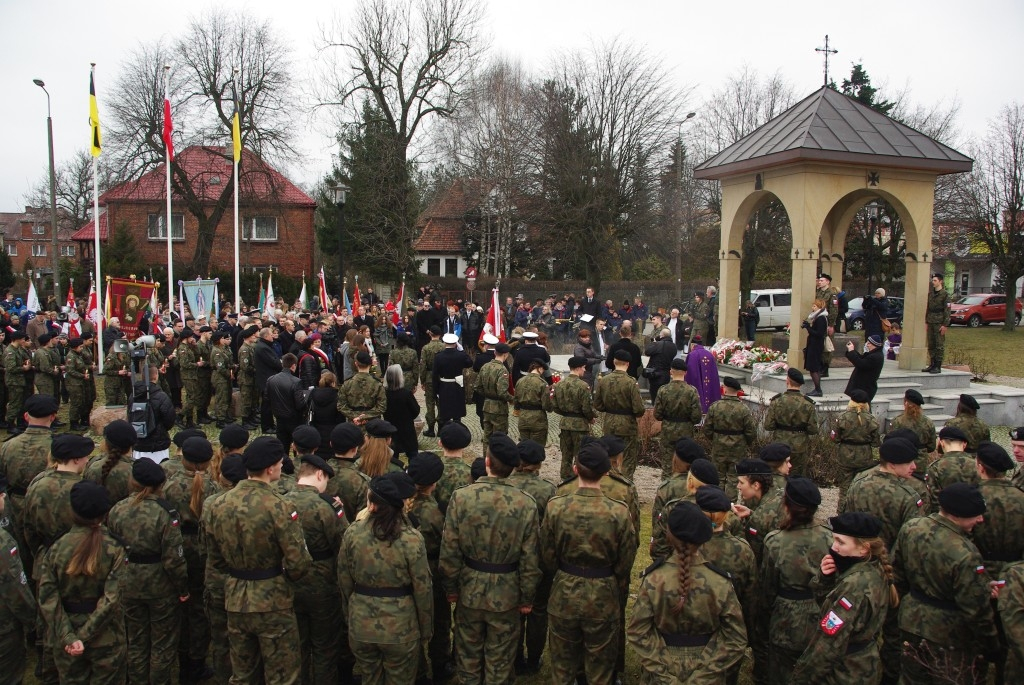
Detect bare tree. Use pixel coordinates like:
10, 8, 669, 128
26, 150, 117, 231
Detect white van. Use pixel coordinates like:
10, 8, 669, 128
746, 289, 792, 330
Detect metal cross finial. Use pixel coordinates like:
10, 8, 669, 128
815, 35, 838, 86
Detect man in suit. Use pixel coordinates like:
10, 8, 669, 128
511, 332, 550, 385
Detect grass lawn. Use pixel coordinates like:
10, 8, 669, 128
943, 326, 1024, 378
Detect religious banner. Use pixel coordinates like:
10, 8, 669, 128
106, 277, 157, 340
180, 277, 220, 322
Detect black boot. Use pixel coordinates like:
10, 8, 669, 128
921, 359, 935, 372
423, 425, 436, 438
929, 359, 942, 374
187, 658, 214, 683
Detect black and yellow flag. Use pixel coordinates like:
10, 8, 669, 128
89, 68, 102, 157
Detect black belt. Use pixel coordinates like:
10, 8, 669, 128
840, 440, 873, 446
517, 403, 544, 411
353, 583, 413, 598
62, 599, 99, 614
309, 548, 335, 562
773, 425, 806, 432
348, 406, 373, 412
557, 411, 586, 419
464, 557, 519, 574
228, 567, 283, 581
714, 429, 746, 436
179, 521, 200, 536
127, 552, 162, 564
7, 485, 27, 496
846, 640, 873, 655
985, 552, 1021, 562
909, 589, 958, 611
659, 630, 711, 647
558, 561, 614, 578
776, 587, 814, 601
603, 409, 638, 416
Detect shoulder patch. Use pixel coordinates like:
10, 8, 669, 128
9, 545, 18, 557
976, 565, 986, 574
838, 597, 853, 610
290, 510, 299, 521
820, 610, 845, 635
642, 557, 667, 577
706, 562, 733, 581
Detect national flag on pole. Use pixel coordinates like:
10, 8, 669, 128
162, 92, 174, 161
26, 280, 40, 314
87, 283, 104, 330
352, 278, 361, 313
391, 280, 404, 325
231, 80, 242, 163
343, 286, 350, 314
256, 273, 265, 312
264, 272, 275, 319
486, 287, 505, 342
298, 274, 308, 310
66, 284, 81, 337
104, 280, 112, 323
317, 267, 329, 313
89, 68, 102, 157
150, 286, 161, 330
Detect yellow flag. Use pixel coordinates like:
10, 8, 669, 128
89, 70, 102, 157
232, 111, 241, 162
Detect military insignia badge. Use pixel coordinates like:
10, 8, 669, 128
838, 597, 853, 610
290, 511, 299, 521
820, 610, 845, 635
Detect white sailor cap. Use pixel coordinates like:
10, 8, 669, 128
442, 333, 460, 344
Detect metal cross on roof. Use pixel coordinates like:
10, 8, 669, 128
815, 35, 838, 86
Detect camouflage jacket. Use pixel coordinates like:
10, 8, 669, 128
389, 347, 419, 392
833, 407, 880, 473
83, 453, 133, 504
549, 374, 596, 433
3, 344, 30, 383
889, 412, 936, 467
843, 467, 927, 550
22, 469, 81, 568
998, 561, 1024, 681
197, 340, 213, 372
816, 285, 839, 326
419, 340, 444, 388
325, 458, 370, 524
211, 344, 233, 382
439, 476, 541, 612
0, 527, 36, 636
435, 456, 473, 516
64, 348, 89, 381
237, 341, 255, 384
943, 415, 990, 453
177, 342, 199, 379
409, 493, 445, 567
0, 426, 53, 535
33, 346, 59, 377
743, 488, 785, 566
337, 371, 387, 420
163, 467, 220, 568
761, 523, 833, 651
558, 469, 640, 539
704, 531, 758, 640
927, 450, 979, 511
107, 494, 189, 599
926, 287, 951, 325
506, 470, 557, 521
514, 373, 549, 423
103, 350, 130, 377
283, 484, 347, 590
973, 479, 1024, 577
765, 390, 819, 452
478, 358, 512, 414
199, 486, 232, 604
593, 370, 645, 436
653, 381, 702, 443
652, 474, 690, 536
704, 396, 756, 457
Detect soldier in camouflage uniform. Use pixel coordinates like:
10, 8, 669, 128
205, 436, 312, 685
102, 344, 132, 406
541, 440, 637, 685
687, 292, 710, 346
195, 326, 215, 423
390, 333, 419, 393
927, 426, 977, 510
888, 389, 936, 475
435, 421, 473, 515
831, 389, 880, 500
237, 325, 259, 429
923, 272, 950, 373
64, 338, 92, 430
973, 442, 1024, 581
33, 333, 61, 398
177, 329, 201, 427
550, 356, 597, 480
892, 482, 997, 685
4, 332, 33, 428
559, 435, 640, 539
943, 393, 990, 453
147, 335, 171, 397
704, 377, 756, 499
999, 561, 1024, 682
325, 422, 370, 524
0, 473, 37, 685
478, 343, 513, 444
210, 331, 235, 427
650, 454, 715, 559
653, 357, 703, 477
81, 331, 100, 414
593, 350, 646, 479
764, 368, 820, 477
337, 351, 387, 424
1009, 427, 1024, 491
419, 326, 444, 436
515, 359, 550, 446
439, 433, 541, 685
106, 459, 189, 685
815, 273, 839, 375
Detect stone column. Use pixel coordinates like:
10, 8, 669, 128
901, 258, 931, 371
718, 249, 741, 345
787, 254, 821, 369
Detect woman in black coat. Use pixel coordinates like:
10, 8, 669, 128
383, 364, 421, 465
861, 289, 889, 340
801, 298, 830, 396
308, 371, 342, 460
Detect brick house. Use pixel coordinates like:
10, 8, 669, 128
0, 206, 77, 277
73, 146, 317, 278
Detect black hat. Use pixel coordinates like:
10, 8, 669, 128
884, 428, 921, 449
38, 333, 52, 346
674, 437, 705, 464
577, 440, 611, 475
182, 437, 214, 464
819, 272, 832, 281
667, 501, 713, 545
517, 440, 546, 465
488, 432, 520, 467
735, 458, 772, 476
132, 458, 166, 487
977, 441, 1014, 473
299, 454, 335, 478
528, 359, 549, 372
759, 442, 792, 464
938, 482, 987, 518
406, 452, 444, 486
689, 458, 719, 486
173, 428, 206, 449
70, 480, 112, 520
867, 335, 883, 347
439, 422, 472, 450
568, 356, 588, 369
244, 436, 286, 471
179, 328, 195, 340
613, 349, 632, 363
68, 337, 84, 348
104, 419, 139, 449
198, 325, 213, 333
365, 419, 397, 438
904, 389, 924, 406
369, 472, 416, 508
470, 457, 487, 481
600, 434, 625, 458
227, 311, 238, 319
9, 331, 26, 341
81, 332, 94, 340
24, 394, 59, 418
330, 423, 364, 453
829, 512, 883, 538
494, 343, 511, 354
695, 485, 732, 513
291, 425, 322, 451
219, 454, 248, 484
1010, 427, 1024, 442
787, 367, 805, 385
723, 377, 741, 391
785, 477, 821, 508
428, 325, 442, 335
879, 437, 918, 464
959, 393, 980, 411
849, 389, 869, 404
242, 325, 259, 338
355, 351, 373, 367
670, 357, 687, 371
938, 425, 969, 443
51, 434, 95, 462
219, 424, 250, 450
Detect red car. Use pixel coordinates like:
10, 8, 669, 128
948, 294, 1023, 327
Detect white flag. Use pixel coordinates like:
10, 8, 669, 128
26, 280, 41, 313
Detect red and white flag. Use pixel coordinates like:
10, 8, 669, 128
317, 267, 329, 313
352, 278, 361, 313
162, 95, 174, 160
391, 280, 404, 325
66, 284, 80, 337
150, 287, 162, 332
486, 286, 504, 342
86, 283, 104, 331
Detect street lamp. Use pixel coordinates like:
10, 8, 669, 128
865, 200, 883, 294
328, 182, 349, 294
676, 111, 697, 303
33, 78, 60, 303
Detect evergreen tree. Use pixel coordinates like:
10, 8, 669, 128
0, 249, 16, 292
102, 220, 146, 277
840, 64, 895, 116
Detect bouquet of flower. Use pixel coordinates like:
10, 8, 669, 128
751, 360, 789, 382
710, 339, 787, 369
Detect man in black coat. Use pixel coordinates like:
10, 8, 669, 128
266, 352, 309, 452
644, 327, 676, 402
604, 321, 643, 378
253, 327, 283, 432
432, 333, 472, 425
578, 287, 600, 331
414, 300, 436, 352
511, 332, 551, 384
844, 334, 885, 403
131, 365, 177, 463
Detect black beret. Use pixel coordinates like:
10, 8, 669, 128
884, 428, 922, 449
219, 454, 247, 484
428, 325, 442, 335
355, 351, 373, 367
81, 332, 94, 340
299, 454, 335, 478
365, 419, 397, 438
132, 458, 166, 487
568, 356, 588, 369
904, 389, 924, 406
695, 485, 732, 513
182, 437, 214, 464
211, 330, 227, 342
785, 477, 821, 508
330, 423, 364, 453
24, 393, 59, 417
938, 482, 986, 518
219, 424, 250, 450
879, 437, 918, 464
670, 357, 687, 371
787, 367, 805, 385
600, 434, 625, 457
667, 501, 713, 545
51, 434, 95, 462
406, 452, 444, 485
70, 480, 112, 519
819, 272, 832, 281
173, 428, 206, 448
723, 377, 741, 390
488, 432, 520, 467
242, 325, 259, 338
577, 440, 611, 475
439, 422, 471, 450
1010, 427, 1024, 442
470, 457, 487, 481
104, 419, 139, 449
68, 337, 84, 348
689, 458, 719, 486
493, 343, 511, 354
198, 325, 213, 333
613, 349, 632, 363
9, 331, 26, 341
38, 333, 52, 346
829, 512, 883, 539
959, 394, 980, 411
291, 425, 322, 451
243, 436, 286, 471
735, 458, 773, 476
368, 472, 416, 509
938, 425, 968, 443
848, 389, 869, 404
674, 437, 705, 464
227, 312, 238, 319
759, 442, 792, 463
179, 328, 195, 340
977, 441, 1014, 472
517, 440, 546, 465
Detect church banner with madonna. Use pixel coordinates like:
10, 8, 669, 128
106, 277, 158, 340
179, 278, 220, 322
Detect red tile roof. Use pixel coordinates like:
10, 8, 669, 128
72, 211, 108, 241
414, 179, 488, 253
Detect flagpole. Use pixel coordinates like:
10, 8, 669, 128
91, 65, 104, 374
232, 68, 241, 313
163, 65, 175, 315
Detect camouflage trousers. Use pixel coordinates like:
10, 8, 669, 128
294, 586, 344, 685
181, 376, 200, 423
65, 380, 89, 424
453, 604, 521, 685
103, 375, 129, 405
35, 375, 57, 399
712, 451, 744, 500
179, 565, 210, 661
0, 625, 27, 685
124, 594, 181, 685
197, 372, 213, 416
518, 571, 553, 666
559, 430, 588, 481
240, 382, 257, 420
926, 323, 945, 364
619, 434, 640, 481
482, 411, 509, 446
659, 425, 695, 478
516, 411, 548, 447
767, 644, 801, 685
52, 613, 127, 685
203, 589, 232, 685
547, 609, 619, 685
788, 446, 810, 479
350, 637, 418, 685
5, 381, 25, 424
227, 609, 300, 685
424, 385, 436, 430
212, 378, 232, 422
428, 579, 452, 678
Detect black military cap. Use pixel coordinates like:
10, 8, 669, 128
517, 440, 546, 465
819, 272, 832, 281
577, 440, 611, 475
670, 357, 687, 371
959, 393, 980, 411
470, 457, 487, 481
198, 325, 213, 333
938, 482, 986, 518
723, 377, 741, 391
70, 480, 112, 520
1010, 427, 1024, 442
51, 434, 95, 462
613, 349, 632, 363
365, 419, 397, 438
9, 331, 26, 341
528, 359, 548, 372
428, 325, 442, 335
179, 328, 195, 340
291, 425, 322, 451
38, 333, 52, 346
878, 437, 918, 464
938, 425, 968, 443
787, 367, 805, 385
299, 454, 335, 478
330, 423, 364, 453
354, 351, 373, 367
829, 512, 883, 539
884, 428, 921, 449
977, 441, 1014, 473
24, 394, 59, 417
242, 325, 259, 338
244, 436, 286, 471
104, 419, 139, 449
439, 422, 471, 450
494, 343, 511, 354
674, 437, 705, 464
81, 332, 94, 340
369, 472, 416, 509
600, 434, 625, 458
132, 458, 166, 487
219, 424, 250, 450
759, 442, 792, 463
182, 437, 214, 464
568, 356, 588, 369
173, 428, 206, 449
226, 312, 238, 320
667, 501, 713, 545
689, 458, 719, 486
904, 389, 924, 406
735, 458, 772, 476
848, 389, 869, 404
785, 477, 821, 508
695, 485, 732, 513
219, 454, 248, 484
406, 452, 444, 486
488, 432, 520, 467
211, 330, 227, 342
68, 337, 84, 348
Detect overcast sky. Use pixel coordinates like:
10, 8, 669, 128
1, 0, 1021, 211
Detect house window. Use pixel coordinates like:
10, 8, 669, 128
32, 224, 45, 235
60, 245, 75, 257
445, 258, 458, 277
427, 258, 441, 277
147, 214, 185, 240
5, 244, 16, 256
243, 216, 279, 242
32, 244, 46, 257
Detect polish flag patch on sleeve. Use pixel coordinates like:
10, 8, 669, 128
9, 546, 18, 557
976, 565, 986, 574
290, 511, 299, 521
748, 528, 758, 536
916, 499, 924, 507
838, 597, 853, 610
820, 610, 845, 635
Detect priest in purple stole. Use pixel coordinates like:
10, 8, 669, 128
685, 337, 721, 413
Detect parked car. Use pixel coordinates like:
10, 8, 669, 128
746, 289, 792, 330
846, 296, 905, 331
948, 294, 1023, 327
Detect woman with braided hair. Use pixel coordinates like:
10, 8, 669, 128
832, 389, 881, 502
791, 512, 897, 685
628, 501, 747, 683
82, 420, 139, 504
